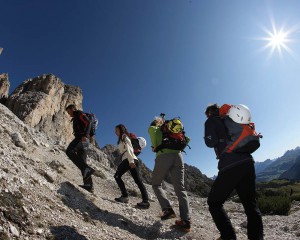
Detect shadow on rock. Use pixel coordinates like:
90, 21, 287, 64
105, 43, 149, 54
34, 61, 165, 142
50, 225, 88, 240
58, 182, 165, 239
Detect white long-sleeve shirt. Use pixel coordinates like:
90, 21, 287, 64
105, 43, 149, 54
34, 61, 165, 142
118, 134, 136, 164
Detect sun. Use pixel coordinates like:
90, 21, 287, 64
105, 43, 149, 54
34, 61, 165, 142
258, 19, 299, 58
262, 27, 291, 55
268, 30, 288, 49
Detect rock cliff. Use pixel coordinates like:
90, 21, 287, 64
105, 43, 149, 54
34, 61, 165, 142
5, 74, 82, 144
0, 73, 10, 103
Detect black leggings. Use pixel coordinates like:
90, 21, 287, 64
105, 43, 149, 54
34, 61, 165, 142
114, 159, 149, 201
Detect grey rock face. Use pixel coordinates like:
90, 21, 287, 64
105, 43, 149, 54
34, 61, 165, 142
0, 73, 10, 103
11, 132, 26, 149
5, 74, 83, 145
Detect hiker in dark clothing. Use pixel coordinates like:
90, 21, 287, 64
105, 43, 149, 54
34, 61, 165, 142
204, 104, 263, 240
66, 104, 95, 192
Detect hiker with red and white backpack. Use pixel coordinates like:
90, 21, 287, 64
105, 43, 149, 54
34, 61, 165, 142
204, 104, 263, 240
114, 124, 150, 208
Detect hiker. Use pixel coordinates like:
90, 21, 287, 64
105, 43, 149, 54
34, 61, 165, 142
65, 104, 95, 192
148, 117, 191, 232
204, 104, 263, 240
114, 124, 150, 208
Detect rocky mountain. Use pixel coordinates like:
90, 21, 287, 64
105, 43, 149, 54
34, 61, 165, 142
279, 155, 300, 181
5, 74, 83, 145
1, 73, 300, 239
1, 98, 300, 239
256, 147, 300, 182
210, 175, 217, 180
181, 164, 212, 197
255, 159, 274, 174
0, 73, 10, 103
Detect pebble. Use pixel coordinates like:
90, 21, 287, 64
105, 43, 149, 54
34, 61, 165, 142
22, 206, 30, 214
33, 139, 40, 146
36, 228, 44, 235
10, 224, 20, 237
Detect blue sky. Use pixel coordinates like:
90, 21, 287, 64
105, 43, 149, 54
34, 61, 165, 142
1, 0, 300, 177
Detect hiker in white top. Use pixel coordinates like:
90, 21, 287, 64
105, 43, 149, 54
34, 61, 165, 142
118, 133, 136, 166
114, 124, 150, 208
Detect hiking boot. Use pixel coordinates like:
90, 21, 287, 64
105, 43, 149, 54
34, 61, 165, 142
79, 184, 94, 193
83, 167, 95, 180
115, 196, 129, 203
175, 219, 191, 232
160, 208, 176, 220
136, 201, 150, 209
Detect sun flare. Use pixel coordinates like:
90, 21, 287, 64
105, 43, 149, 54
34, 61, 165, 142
263, 28, 290, 54
258, 19, 299, 58
268, 31, 288, 49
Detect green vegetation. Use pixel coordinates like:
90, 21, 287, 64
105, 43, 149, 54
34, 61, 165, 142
256, 179, 300, 215
290, 193, 300, 201
233, 179, 300, 216
257, 196, 291, 215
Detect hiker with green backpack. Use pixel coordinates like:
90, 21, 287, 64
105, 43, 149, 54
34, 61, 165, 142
148, 114, 191, 232
204, 104, 263, 240
114, 124, 150, 208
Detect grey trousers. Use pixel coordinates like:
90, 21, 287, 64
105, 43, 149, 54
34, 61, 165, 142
152, 153, 190, 221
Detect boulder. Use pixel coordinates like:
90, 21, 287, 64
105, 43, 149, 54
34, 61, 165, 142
5, 74, 82, 144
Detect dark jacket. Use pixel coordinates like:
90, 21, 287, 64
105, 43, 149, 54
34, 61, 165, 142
204, 115, 253, 172
72, 110, 91, 139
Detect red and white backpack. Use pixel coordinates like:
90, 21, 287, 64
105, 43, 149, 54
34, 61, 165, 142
220, 104, 262, 154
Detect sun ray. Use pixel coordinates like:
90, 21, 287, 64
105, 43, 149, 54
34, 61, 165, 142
258, 21, 299, 58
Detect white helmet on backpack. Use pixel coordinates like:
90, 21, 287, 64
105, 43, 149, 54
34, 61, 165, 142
138, 137, 147, 149
228, 104, 251, 124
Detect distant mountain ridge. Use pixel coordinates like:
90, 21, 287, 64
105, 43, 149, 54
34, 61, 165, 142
256, 147, 300, 182
255, 159, 274, 174
279, 155, 300, 181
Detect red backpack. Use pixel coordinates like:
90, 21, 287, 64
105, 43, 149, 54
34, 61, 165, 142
128, 133, 142, 156
223, 117, 262, 154
219, 104, 262, 154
